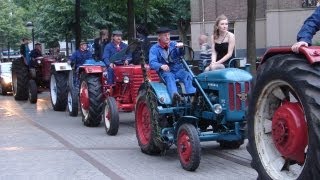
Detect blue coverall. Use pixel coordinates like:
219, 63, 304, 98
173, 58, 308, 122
149, 41, 196, 98
70, 50, 92, 88
70, 50, 92, 69
102, 41, 132, 85
297, 6, 320, 44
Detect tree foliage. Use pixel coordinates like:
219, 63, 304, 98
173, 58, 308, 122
0, 0, 29, 50
2, 0, 191, 50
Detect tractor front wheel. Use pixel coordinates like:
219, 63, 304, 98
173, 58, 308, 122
104, 96, 119, 135
28, 80, 37, 104
50, 71, 68, 111
67, 87, 79, 117
247, 54, 320, 179
177, 123, 201, 171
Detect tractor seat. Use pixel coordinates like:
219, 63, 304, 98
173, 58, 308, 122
158, 74, 194, 96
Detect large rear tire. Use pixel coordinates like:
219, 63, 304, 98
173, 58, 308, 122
177, 123, 201, 171
12, 59, 28, 100
135, 89, 162, 155
104, 96, 119, 135
79, 74, 104, 127
50, 70, 68, 111
247, 54, 320, 180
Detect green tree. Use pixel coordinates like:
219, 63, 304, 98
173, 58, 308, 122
0, 0, 29, 50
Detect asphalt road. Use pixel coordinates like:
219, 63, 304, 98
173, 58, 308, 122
0, 92, 258, 180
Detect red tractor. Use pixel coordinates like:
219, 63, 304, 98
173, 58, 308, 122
12, 55, 68, 104
66, 40, 159, 136
247, 46, 320, 179
102, 65, 159, 135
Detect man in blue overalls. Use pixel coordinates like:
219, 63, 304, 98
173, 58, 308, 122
149, 27, 196, 102
102, 30, 132, 85
291, 5, 320, 53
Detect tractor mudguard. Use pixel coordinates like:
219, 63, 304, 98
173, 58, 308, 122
149, 82, 172, 104
261, 46, 320, 65
137, 82, 172, 104
51, 62, 72, 71
78, 59, 105, 74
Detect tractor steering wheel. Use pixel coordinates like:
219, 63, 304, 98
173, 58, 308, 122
167, 44, 194, 63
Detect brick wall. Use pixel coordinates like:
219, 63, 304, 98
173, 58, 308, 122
192, 0, 308, 23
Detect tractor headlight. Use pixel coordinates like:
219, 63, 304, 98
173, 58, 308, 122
123, 76, 130, 83
213, 104, 222, 114
3, 76, 11, 84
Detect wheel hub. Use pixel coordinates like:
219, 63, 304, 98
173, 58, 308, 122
271, 102, 308, 164
178, 131, 191, 163
137, 102, 151, 145
80, 83, 89, 110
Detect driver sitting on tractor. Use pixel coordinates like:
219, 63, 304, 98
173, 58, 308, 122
30, 42, 43, 67
68, 41, 92, 70
149, 27, 196, 102
102, 30, 132, 85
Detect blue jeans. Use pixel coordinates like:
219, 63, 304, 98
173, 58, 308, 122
160, 69, 196, 98
105, 67, 115, 85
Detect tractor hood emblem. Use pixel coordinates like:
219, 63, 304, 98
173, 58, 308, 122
237, 93, 247, 101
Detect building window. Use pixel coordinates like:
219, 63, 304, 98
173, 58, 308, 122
302, 0, 318, 8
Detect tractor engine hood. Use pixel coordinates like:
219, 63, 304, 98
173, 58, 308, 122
196, 68, 252, 83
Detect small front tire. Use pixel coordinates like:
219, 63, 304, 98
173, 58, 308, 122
104, 96, 119, 135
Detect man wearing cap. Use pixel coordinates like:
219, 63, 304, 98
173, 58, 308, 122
20, 38, 31, 66
102, 30, 132, 85
149, 27, 196, 102
69, 41, 92, 70
29, 42, 43, 67
30, 43, 42, 59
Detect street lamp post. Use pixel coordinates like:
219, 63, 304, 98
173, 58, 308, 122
26, 21, 35, 49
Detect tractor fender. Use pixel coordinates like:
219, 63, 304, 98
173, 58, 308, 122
261, 46, 320, 65
78, 59, 106, 74
137, 82, 172, 104
78, 65, 104, 74
174, 116, 199, 140
51, 62, 72, 72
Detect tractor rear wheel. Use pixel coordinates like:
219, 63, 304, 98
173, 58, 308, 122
28, 80, 37, 104
247, 54, 320, 180
12, 59, 28, 100
104, 96, 119, 135
79, 74, 103, 127
135, 89, 162, 155
50, 70, 68, 111
177, 123, 201, 171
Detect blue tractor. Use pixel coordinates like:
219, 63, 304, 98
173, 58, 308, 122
135, 46, 252, 171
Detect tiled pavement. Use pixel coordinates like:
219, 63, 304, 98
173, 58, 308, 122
0, 92, 257, 180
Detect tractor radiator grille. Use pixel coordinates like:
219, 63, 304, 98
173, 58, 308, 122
228, 82, 250, 111
132, 71, 159, 101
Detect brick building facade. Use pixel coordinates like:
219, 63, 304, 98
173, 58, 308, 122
190, 0, 318, 57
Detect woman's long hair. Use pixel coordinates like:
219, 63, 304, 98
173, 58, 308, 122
213, 14, 228, 40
